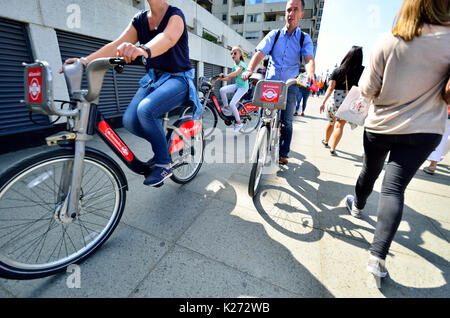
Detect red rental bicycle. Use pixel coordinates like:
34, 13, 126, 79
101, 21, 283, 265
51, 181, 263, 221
180, 75, 261, 137
0, 56, 204, 280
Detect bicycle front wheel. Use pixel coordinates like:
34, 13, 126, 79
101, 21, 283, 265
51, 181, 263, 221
181, 103, 217, 138
239, 103, 261, 134
0, 149, 126, 279
248, 126, 268, 198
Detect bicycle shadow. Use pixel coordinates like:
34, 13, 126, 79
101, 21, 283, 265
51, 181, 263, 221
253, 151, 449, 297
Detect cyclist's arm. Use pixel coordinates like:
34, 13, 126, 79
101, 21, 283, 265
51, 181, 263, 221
242, 51, 265, 81
220, 66, 244, 81
116, 15, 184, 64
141, 15, 184, 58
60, 23, 139, 70
85, 23, 139, 64
304, 55, 315, 83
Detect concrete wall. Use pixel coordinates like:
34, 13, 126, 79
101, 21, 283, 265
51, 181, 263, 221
0, 0, 256, 101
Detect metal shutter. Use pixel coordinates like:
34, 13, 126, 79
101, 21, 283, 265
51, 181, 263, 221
0, 17, 50, 137
56, 30, 146, 118
204, 62, 223, 102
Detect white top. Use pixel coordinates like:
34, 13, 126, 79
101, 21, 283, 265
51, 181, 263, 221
359, 25, 450, 135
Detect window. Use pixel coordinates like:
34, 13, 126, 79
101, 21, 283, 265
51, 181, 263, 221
245, 31, 260, 39
320, 1, 324, 8
223, 0, 227, 4
316, 24, 320, 30
247, 13, 262, 22
319, 9, 323, 16
222, 14, 227, 21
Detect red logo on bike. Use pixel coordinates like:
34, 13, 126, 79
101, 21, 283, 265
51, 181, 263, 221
27, 67, 43, 103
170, 120, 202, 154
260, 83, 281, 103
98, 121, 134, 162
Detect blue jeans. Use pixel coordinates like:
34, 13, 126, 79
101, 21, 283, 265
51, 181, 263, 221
296, 87, 310, 112
123, 76, 188, 165
279, 85, 299, 157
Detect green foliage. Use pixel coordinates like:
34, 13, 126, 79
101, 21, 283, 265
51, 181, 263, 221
202, 31, 218, 44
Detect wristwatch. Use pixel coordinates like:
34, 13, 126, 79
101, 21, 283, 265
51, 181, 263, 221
139, 45, 152, 59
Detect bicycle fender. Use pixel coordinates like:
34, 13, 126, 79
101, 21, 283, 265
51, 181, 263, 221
250, 126, 268, 164
167, 117, 202, 154
58, 144, 129, 191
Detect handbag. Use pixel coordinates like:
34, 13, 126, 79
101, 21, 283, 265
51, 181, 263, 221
335, 84, 370, 126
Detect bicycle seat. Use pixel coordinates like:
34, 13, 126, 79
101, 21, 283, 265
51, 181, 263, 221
62, 59, 83, 99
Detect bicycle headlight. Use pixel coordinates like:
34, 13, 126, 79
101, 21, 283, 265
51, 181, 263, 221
264, 108, 272, 117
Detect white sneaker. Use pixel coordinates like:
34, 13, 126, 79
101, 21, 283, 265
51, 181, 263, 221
234, 123, 243, 132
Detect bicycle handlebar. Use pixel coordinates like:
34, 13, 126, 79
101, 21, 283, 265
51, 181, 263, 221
82, 56, 147, 103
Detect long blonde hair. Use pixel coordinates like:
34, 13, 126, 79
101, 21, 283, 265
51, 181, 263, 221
392, 0, 450, 41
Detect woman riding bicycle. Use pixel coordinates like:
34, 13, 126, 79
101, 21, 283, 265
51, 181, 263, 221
62, 0, 201, 187
218, 46, 250, 132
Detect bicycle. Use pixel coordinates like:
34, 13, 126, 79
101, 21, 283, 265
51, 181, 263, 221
248, 77, 298, 198
180, 75, 261, 137
0, 56, 204, 280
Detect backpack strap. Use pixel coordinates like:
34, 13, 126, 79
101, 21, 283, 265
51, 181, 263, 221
268, 29, 305, 57
268, 29, 281, 56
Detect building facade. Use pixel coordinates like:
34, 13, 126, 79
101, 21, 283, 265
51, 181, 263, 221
212, 0, 324, 54
0, 0, 254, 146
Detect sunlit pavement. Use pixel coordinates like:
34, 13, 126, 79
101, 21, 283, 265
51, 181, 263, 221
0, 95, 449, 298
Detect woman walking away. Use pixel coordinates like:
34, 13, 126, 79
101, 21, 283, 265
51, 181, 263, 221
219, 46, 249, 132
319, 46, 364, 155
344, 0, 450, 288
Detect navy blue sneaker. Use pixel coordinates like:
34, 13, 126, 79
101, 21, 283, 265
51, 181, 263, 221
144, 166, 173, 187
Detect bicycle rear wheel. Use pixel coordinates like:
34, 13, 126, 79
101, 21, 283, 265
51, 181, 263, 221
248, 126, 268, 198
169, 120, 204, 184
181, 103, 217, 138
0, 149, 126, 280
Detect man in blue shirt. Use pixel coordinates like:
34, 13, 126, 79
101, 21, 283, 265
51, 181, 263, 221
242, 0, 315, 165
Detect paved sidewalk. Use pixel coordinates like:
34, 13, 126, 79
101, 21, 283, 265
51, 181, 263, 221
0, 96, 449, 298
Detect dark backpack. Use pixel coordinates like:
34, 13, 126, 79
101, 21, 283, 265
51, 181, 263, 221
268, 29, 306, 69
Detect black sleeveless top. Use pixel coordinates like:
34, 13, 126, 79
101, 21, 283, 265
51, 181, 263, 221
132, 6, 192, 73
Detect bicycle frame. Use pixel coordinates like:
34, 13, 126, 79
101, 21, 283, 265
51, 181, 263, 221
203, 76, 259, 125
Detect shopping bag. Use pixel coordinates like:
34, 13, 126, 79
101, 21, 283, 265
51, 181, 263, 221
335, 86, 370, 126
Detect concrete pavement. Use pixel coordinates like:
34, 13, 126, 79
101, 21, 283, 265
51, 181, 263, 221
0, 95, 449, 298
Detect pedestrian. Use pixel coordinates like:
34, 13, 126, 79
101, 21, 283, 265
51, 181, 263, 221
344, 0, 450, 288
423, 119, 450, 175
218, 46, 249, 132
294, 85, 310, 116
62, 0, 201, 187
242, 0, 315, 165
319, 46, 364, 155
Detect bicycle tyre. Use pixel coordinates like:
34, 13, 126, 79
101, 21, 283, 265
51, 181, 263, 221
239, 103, 261, 135
0, 148, 126, 280
168, 119, 204, 184
181, 103, 217, 138
248, 126, 268, 198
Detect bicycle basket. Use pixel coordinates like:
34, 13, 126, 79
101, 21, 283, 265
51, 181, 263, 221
252, 80, 287, 110
22, 60, 55, 116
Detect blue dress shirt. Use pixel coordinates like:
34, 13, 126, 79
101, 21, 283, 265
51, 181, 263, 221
255, 26, 314, 82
